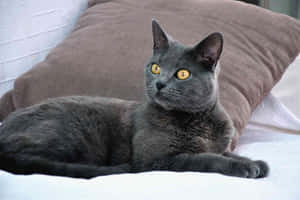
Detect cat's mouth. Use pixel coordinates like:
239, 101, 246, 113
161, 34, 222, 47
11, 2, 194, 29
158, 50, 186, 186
154, 90, 166, 99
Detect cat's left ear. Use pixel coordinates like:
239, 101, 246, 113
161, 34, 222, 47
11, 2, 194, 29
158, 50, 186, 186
192, 32, 223, 71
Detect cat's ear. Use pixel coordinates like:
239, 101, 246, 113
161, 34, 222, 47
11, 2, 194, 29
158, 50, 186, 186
192, 32, 223, 71
152, 19, 169, 50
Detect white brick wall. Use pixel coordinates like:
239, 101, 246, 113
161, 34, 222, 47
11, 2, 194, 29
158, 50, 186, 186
0, 0, 88, 97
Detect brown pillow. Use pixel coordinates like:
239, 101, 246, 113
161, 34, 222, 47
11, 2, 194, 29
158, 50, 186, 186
1, 0, 300, 150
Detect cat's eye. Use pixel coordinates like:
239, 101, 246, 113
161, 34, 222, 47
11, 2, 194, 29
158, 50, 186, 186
151, 64, 161, 74
176, 69, 190, 80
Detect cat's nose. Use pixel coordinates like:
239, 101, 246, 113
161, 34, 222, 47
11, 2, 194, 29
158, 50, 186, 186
156, 82, 165, 90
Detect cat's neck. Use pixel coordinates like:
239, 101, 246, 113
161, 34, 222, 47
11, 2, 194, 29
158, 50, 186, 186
143, 99, 221, 127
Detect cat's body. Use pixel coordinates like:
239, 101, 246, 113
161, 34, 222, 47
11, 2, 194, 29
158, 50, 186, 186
0, 20, 269, 179
0, 95, 231, 177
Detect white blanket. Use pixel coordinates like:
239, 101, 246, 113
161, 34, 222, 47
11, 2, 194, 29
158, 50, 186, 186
1, 93, 300, 200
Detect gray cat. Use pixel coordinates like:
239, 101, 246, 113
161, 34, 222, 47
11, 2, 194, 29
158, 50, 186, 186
0, 20, 269, 179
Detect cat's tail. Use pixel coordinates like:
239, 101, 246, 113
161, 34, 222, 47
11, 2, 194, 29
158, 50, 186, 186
0, 153, 131, 179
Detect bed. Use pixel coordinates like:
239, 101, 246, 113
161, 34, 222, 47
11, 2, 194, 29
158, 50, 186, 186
1, 0, 300, 199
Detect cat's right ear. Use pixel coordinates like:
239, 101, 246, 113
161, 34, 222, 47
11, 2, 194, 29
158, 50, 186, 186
152, 19, 169, 50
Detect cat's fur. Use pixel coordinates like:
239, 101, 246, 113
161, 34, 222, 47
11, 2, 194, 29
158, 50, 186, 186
0, 20, 269, 179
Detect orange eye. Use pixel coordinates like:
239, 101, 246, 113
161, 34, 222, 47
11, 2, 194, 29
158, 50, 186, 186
151, 64, 161, 74
176, 69, 190, 80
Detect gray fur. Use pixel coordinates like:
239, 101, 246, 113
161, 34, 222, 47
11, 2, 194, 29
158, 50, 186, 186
0, 20, 269, 179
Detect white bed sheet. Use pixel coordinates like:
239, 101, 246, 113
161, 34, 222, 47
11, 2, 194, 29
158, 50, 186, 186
0, 93, 300, 200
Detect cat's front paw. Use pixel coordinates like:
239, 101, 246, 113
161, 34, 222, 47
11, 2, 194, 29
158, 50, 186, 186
228, 160, 269, 178
254, 160, 269, 178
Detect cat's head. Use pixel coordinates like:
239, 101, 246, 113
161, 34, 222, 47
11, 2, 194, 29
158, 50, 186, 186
145, 20, 223, 113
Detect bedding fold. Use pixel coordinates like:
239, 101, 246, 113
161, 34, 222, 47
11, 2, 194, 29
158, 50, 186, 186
0, 91, 15, 122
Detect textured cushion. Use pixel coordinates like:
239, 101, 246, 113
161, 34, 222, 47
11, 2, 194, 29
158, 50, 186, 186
1, 0, 300, 150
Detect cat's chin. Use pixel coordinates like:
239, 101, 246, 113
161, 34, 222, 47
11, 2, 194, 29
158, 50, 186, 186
153, 98, 173, 111
152, 92, 185, 111
147, 94, 173, 111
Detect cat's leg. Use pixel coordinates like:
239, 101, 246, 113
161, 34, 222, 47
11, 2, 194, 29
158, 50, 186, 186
0, 153, 130, 179
147, 153, 269, 178
223, 152, 269, 178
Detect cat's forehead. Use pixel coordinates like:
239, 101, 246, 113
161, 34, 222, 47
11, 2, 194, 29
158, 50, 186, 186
153, 41, 190, 67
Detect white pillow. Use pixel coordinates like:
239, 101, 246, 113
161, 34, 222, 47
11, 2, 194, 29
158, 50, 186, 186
272, 53, 300, 118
